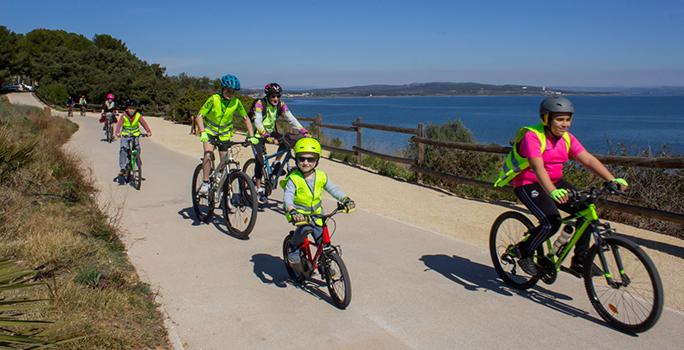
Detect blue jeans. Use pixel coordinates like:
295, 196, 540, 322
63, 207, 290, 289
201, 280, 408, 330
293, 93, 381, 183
119, 136, 140, 170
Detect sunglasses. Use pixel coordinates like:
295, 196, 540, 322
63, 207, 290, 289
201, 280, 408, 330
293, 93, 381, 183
269, 94, 281, 99
296, 156, 318, 163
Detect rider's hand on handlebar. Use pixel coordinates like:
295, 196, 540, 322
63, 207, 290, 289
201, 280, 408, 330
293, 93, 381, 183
288, 209, 308, 226
550, 188, 569, 204
610, 178, 628, 191
248, 136, 260, 145
339, 197, 356, 213
199, 131, 209, 143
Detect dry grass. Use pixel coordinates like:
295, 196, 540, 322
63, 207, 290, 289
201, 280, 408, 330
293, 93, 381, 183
0, 96, 169, 349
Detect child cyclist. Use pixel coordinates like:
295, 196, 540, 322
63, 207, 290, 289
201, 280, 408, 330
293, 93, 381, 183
281, 137, 355, 270
114, 99, 152, 177
494, 95, 628, 276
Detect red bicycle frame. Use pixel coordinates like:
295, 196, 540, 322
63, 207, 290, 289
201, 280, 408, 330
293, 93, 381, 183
299, 225, 331, 271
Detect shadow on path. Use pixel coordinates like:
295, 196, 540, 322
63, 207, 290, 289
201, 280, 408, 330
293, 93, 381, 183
420, 254, 627, 334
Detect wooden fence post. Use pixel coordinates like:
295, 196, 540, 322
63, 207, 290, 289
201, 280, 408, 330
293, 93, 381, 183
355, 117, 363, 165
416, 123, 425, 183
314, 114, 322, 139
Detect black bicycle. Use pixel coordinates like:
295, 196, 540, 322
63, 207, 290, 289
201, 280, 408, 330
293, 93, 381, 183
103, 113, 115, 143
191, 140, 258, 238
243, 134, 297, 203
489, 183, 663, 333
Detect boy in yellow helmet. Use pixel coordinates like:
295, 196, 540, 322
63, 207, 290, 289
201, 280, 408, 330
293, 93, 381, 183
281, 137, 354, 270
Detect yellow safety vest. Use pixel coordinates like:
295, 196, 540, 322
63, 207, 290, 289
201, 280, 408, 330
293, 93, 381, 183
121, 112, 141, 137
493, 123, 571, 187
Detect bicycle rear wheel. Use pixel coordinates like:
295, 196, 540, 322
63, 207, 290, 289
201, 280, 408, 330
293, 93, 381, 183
222, 171, 258, 238
191, 163, 214, 223
282, 234, 306, 283
323, 251, 352, 309
489, 211, 541, 289
584, 236, 663, 333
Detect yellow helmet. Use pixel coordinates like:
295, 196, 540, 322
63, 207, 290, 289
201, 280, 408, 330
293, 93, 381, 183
293, 137, 321, 156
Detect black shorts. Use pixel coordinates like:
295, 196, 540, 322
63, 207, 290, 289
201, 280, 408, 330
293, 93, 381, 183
208, 135, 231, 152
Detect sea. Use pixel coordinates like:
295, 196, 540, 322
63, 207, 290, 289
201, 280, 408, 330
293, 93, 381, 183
286, 95, 684, 156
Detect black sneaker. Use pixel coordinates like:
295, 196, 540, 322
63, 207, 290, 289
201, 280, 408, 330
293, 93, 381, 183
569, 262, 603, 277
518, 256, 539, 276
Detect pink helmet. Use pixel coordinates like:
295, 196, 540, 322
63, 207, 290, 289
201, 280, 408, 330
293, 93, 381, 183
106, 93, 114, 100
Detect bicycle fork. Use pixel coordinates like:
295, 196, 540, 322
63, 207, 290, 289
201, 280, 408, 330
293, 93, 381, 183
593, 225, 630, 288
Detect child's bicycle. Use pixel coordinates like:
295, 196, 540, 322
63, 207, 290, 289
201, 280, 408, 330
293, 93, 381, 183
282, 203, 353, 309
120, 134, 147, 190
243, 134, 297, 203
102, 113, 116, 143
489, 182, 663, 333
80, 104, 87, 116
191, 140, 258, 238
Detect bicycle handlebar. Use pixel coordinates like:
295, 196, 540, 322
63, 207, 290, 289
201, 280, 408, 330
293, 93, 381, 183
568, 182, 625, 205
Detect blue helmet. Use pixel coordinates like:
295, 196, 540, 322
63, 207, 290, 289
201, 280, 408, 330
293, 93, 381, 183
220, 74, 241, 90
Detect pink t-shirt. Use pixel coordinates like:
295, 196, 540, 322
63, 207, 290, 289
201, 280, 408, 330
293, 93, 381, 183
512, 130, 586, 188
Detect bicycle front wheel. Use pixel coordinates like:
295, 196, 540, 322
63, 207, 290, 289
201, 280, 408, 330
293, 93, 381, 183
191, 163, 213, 223
132, 157, 142, 190
489, 211, 541, 289
584, 236, 663, 333
222, 171, 258, 238
323, 251, 352, 309
106, 124, 113, 143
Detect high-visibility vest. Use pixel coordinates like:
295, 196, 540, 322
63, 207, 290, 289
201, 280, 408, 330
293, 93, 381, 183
121, 112, 141, 137
202, 94, 240, 141
282, 168, 328, 225
493, 123, 571, 187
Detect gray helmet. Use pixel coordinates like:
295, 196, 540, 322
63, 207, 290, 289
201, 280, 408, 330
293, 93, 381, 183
539, 95, 574, 125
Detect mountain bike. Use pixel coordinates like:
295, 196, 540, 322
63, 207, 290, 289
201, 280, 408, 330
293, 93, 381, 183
80, 104, 86, 116
191, 140, 258, 238
243, 134, 298, 203
489, 183, 663, 333
282, 204, 353, 309
121, 134, 147, 190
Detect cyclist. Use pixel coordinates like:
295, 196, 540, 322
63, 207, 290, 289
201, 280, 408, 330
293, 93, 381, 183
78, 95, 87, 116
196, 73, 257, 195
114, 99, 152, 177
65, 95, 75, 117
250, 82, 309, 204
281, 137, 354, 271
494, 95, 628, 276
100, 93, 118, 131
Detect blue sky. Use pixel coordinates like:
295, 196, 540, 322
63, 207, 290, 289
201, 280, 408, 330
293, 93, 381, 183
2, 0, 684, 88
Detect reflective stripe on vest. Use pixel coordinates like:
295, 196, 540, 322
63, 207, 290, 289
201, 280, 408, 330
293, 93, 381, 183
204, 94, 234, 141
121, 112, 141, 137
493, 123, 571, 187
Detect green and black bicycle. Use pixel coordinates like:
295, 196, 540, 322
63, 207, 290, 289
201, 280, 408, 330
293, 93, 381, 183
122, 135, 145, 190
489, 183, 663, 333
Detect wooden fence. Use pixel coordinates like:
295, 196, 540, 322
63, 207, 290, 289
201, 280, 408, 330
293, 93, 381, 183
298, 115, 684, 226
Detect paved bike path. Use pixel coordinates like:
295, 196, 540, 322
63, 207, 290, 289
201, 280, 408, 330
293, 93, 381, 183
8, 93, 684, 349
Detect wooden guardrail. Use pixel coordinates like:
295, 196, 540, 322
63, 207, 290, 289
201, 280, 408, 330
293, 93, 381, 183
298, 115, 684, 225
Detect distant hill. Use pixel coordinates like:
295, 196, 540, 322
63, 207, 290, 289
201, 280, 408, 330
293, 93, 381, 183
290, 82, 575, 97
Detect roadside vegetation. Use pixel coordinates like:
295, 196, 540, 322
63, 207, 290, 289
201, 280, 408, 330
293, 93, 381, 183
0, 96, 169, 349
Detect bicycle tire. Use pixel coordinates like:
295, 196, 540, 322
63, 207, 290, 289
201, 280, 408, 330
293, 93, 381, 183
221, 171, 258, 238
584, 235, 663, 333
489, 211, 541, 289
106, 124, 112, 143
323, 251, 352, 309
243, 158, 272, 197
191, 163, 213, 223
282, 234, 306, 283
133, 156, 142, 190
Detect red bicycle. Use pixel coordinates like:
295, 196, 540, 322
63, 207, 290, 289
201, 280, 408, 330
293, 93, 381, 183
282, 204, 352, 309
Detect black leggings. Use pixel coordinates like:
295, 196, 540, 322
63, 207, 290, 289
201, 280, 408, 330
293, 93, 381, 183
251, 132, 289, 180
514, 179, 590, 262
